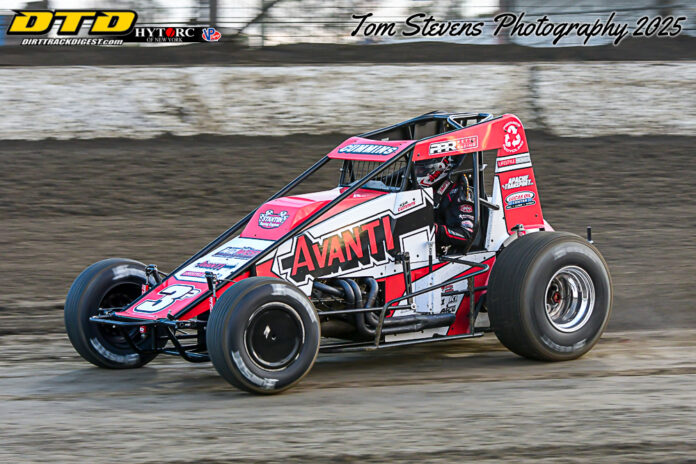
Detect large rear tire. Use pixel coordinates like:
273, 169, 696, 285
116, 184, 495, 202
207, 277, 320, 394
488, 232, 612, 361
64, 258, 161, 368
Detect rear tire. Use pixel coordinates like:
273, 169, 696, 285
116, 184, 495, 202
64, 258, 161, 368
488, 232, 612, 361
207, 277, 320, 394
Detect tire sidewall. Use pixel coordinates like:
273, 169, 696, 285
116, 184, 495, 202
65, 259, 158, 368
521, 239, 611, 359
213, 280, 320, 393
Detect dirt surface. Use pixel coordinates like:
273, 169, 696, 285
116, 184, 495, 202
1, 131, 695, 333
1, 35, 695, 67
1, 131, 695, 463
0, 330, 694, 463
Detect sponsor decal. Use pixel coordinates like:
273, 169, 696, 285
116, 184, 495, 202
502, 174, 534, 190
258, 209, 289, 229
440, 284, 459, 313
429, 136, 478, 155
182, 271, 206, 278
338, 143, 398, 155
503, 121, 524, 153
7, 10, 137, 35
397, 200, 417, 213
128, 27, 213, 43
280, 215, 396, 283
459, 204, 473, 214
213, 246, 263, 260
202, 27, 221, 42
505, 191, 536, 209
441, 296, 459, 313
134, 284, 200, 313
8, 10, 220, 46
497, 153, 531, 168
195, 260, 227, 270
436, 179, 452, 196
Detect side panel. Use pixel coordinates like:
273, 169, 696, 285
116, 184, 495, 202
410, 252, 494, 316
383, 253, 495, 342
445, 255, 495, 336
495, 151, 544, 233
271, 189, 435, 294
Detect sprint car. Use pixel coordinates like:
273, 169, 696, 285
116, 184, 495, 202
65, 112, 612, 394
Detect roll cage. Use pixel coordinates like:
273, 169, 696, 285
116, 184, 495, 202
179, 111, 497, 286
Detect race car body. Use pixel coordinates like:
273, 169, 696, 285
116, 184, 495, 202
65, 112, 612, 393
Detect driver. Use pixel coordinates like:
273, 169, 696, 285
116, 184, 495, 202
415, 156, 474, 251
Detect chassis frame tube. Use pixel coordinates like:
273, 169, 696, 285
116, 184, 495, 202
373, 257, 490, 347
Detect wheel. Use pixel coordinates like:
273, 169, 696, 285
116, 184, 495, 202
207, 277, 320, 394
64, 258, 161, 368
487, 232, 612, 361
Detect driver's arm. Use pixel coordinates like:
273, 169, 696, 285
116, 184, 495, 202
435, 187, 474, 249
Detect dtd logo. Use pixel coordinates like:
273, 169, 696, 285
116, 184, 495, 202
7, 10, 137, 35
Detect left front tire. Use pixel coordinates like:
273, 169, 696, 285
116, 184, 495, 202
207, 277, 320, 394
64, 258, 160, 368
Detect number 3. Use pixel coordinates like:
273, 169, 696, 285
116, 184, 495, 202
134, 285, 201, 313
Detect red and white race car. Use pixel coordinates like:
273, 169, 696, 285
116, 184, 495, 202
65, 112, 612, 394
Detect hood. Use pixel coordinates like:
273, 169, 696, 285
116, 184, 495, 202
240, 187, 386, 241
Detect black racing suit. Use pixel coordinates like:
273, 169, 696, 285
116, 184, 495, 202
434, 178, 474, 251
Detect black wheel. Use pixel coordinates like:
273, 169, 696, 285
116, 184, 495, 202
207, 277, 320, 394
64, 258, 161, 368
487, 232, 612, 361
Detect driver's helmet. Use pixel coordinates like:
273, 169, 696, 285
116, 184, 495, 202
415, 156, 453, 188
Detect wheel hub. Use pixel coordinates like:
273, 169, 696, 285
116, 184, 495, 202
98, 283, 144, 349
544, 265, 595, 333
245, 303, 304, 370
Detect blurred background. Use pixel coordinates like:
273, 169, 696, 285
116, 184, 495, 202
2, 0, 696, 45
1, 1, 696, 462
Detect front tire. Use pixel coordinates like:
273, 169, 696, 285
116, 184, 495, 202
207, 277, 320, 394
488, 232, 612, 361
64, 258, 161, 368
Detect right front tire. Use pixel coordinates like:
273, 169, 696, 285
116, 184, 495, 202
207, 277, 320, 394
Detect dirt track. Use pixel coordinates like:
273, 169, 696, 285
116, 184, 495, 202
1, 131, 695, 332
1, 131, 696, 463
1, 330, 694, 463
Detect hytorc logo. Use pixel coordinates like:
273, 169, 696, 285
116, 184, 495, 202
7, 10, 137, 35
134, 27, 196, 41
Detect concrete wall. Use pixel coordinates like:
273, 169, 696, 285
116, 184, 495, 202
1, 62, 694, 140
